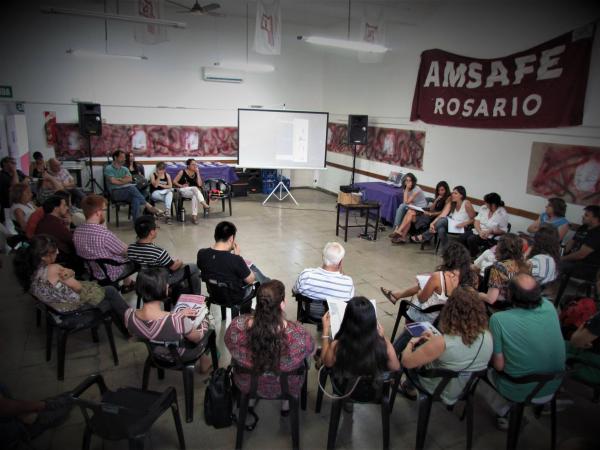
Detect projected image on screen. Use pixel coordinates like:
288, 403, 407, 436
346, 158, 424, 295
238, 109, 329, 169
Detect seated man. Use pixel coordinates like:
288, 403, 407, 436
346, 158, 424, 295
35, 195, 81, 272
45, 158, 86, 207
482, 274, 565, 429
128, 215, 201, 294
292, 241, 354, 319
104, 150, 161, 222
197, 221, 267, 302
560, 205, 600, 282
73, 194, 135, 290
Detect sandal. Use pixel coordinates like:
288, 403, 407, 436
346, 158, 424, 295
397, 381, 417, 401
388, 231, 400, 239
410, 235, 425, 243
380, 287, 400, 305
392, 236, 407, 244
120, 283, 135, 294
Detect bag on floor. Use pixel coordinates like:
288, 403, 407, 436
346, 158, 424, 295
560, 297, 597, 339
204, 366, 234, 428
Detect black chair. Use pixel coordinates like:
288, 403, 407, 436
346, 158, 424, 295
233, 360, 308, 450
103, 171, 132, 227
566, 356, 600, 403
316, 367, 399, 450
136, 264, 194, 310
32, 295, 119, 381
293, 292, 329, 327
490, 370, 565, 450
390, 299, 445, 342
72, 373, 185, 450
391, 367, 487, 450
204, 178, 232, 216
142, 330, 219, 423
203, 276, 258, 321
554, 268, 599, 307
83, 257, 139, 288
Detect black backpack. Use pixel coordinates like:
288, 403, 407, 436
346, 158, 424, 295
204, 367, 234, 428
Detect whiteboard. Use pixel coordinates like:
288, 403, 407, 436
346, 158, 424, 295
237, 109, 329, 169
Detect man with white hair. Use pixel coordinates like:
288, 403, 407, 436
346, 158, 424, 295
293, 242, 355, 319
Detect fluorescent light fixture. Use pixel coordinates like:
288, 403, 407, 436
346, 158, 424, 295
66, 49, 148, 61
214, 61, 275, 73
298, 35, 388, 53
41, 6, 187, 29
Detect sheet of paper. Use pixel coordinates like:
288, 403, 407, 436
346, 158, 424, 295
173, 295, 208, 329
447, 218, 465, 234
416, 274, 431, 290
407, 205, 425, 213
327, 298, 377, 337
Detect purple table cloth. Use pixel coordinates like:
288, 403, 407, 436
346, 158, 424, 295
354, 182, 404, 224
165, 163, 239, 184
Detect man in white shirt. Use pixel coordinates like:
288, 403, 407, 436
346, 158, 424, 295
293, 242, 355, 320
46, 158, 86, 207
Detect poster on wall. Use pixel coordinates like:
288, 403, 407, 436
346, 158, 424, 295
411, 24, 595, 129
527, 142, 600, 206
54, 123, 238, 159
327, 123, 425, 170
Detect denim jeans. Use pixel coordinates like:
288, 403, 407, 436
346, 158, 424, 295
393, 203, 408, 228
110, 185, 146, 221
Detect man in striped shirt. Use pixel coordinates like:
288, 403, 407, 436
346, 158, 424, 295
293, 242, 354, 319
127, 215, 201, 294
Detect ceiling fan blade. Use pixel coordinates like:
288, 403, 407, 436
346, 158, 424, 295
202, 3, 221, 13
164, 0, 191, 10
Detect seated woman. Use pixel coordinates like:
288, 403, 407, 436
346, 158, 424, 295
321, 296, 400, 386
173, 159, 210, 225
381, 242, 474, 322
125, 267, 212, 366
9, 182, 38, 233
13, 234, 129, 332
399, 286, 493, 403
29, 151, 47, 178
390, 180, 450, 244
464, 192, 510, 257
479, 233, 531, 305
527, 224, 560, 286
390, 173, 428, 236
527, 197, 569, 242
150, 162, 174, 224
412, 186, 476, 252
225, 280, 314, 413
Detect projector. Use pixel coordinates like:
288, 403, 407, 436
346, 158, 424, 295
340, 185, 360, 193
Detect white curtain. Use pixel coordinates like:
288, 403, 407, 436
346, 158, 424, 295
254, 0, 281, 55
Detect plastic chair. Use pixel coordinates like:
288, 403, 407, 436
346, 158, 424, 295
390, 299, 445, 342
316, 367, 399, 450
566, 356, 600, 403
490, 370, 565, 450
142, 330, 219, 423
72, 373, 185, 450
554, 268, 599, 307
232, 360, 308, 450
293, 292, 329, 327
32, 295, 119, 381
203, 276, 258, 321
391, 367, 487, 450
103, 170, 131, 227
204, 178, 232, 216
135, 264, 194, 310
83, 257, 139, 288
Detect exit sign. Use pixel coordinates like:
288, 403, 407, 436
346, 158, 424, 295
0, 86, 13, 98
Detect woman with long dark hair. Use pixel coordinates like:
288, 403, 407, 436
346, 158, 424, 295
13, 234, 129, 331
527, 224, 560, 285
321, 296, 399, 377
390, 173, 429, 236
225, 280, 314, 412
173, 158, 210, 224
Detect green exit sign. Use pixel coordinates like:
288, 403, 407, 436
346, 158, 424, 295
0, 86, 13, 98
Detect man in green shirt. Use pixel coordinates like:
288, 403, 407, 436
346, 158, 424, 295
104, 150, 160, 222
483, 273, 565, 429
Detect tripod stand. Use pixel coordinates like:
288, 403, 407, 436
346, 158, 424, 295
84, 134, 103, 193
262, 170, 298, 206
350, 143, 357, 186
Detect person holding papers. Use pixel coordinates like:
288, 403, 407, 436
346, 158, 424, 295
389, 173, 429, 236
390, 181, 450, 244
463, 192, 510, 257
411, 186, 476, 252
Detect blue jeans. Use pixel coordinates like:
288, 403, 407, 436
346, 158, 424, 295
421, 217, 449, 251
393, 203, 408, 228
110, 185, 146, 221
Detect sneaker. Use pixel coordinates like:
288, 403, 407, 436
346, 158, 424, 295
165, 215, 172, 225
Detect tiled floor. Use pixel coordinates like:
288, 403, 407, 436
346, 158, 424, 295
0, 189, 597, 449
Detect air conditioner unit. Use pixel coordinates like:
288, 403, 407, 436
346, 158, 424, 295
202, 67, 244, 83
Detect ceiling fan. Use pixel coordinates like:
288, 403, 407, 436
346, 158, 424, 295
166, 1, 223, 16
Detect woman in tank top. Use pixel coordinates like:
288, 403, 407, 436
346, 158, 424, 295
150, 162, 174, 224
9, 182, 39, 232
173, 158, 210, 224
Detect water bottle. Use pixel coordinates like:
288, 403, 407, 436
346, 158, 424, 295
179, 206, 186, 222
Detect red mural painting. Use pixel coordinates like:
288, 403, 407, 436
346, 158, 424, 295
527, 142, 600, 206
54, 123, 239, 159
326, 123, 425, 170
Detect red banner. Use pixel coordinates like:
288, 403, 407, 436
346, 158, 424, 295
410, 24, 595, 128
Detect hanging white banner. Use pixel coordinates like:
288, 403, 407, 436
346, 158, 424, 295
135, 0, 168, 45
255, 0, 281, 55
358, 7, 385, 63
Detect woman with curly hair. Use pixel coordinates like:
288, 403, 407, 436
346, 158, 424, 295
527, 224, 561, 285
321, 296, 400, 377
225, 280, 314, 414
399, 286, 492, 403
480, 233, 531, 305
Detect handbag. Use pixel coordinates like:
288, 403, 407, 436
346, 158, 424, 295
79, 281, 106, 306
133, 173, 149, 191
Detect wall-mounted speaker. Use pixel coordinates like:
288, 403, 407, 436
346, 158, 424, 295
348, 114, 368, 145
78, 103, 102, 136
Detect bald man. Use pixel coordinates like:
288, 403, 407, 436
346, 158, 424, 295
482, 274, 565, 429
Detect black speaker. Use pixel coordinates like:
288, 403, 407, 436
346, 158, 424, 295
78, 103, 102, 136
348, 114, 368, 145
